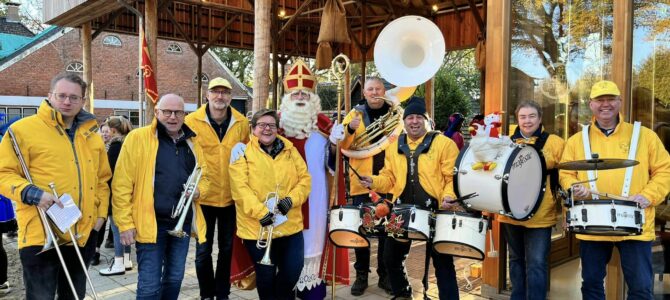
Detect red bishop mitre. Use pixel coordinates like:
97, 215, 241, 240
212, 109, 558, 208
283, 59, 317, 93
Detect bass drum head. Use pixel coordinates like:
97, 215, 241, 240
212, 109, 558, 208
504, 146, 546, 220
433, 242, 485, 260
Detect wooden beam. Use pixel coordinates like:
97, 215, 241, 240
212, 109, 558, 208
613, 0, 633, 121
92, 8, 124, 41
202, 14, 240, 53
253, 0, 271, 112
468, 0, 486, 36
364, 0, 429, 16
165, 7, 199, 54
278, 0, 314, 37
176, 0, 254, 15
81, 22, 93, 112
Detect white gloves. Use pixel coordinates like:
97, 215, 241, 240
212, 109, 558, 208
329, 121, 345, 144
230, 142, 247, 164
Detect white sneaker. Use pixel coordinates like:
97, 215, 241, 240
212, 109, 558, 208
124, 253, 133, 270
99, 257, 125, 276
0, 281, 11, 294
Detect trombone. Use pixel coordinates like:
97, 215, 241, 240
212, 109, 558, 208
257, 184, 280, 266
168, 164, 203, 238
6, 128, 79, 299
48, 183, 99, 300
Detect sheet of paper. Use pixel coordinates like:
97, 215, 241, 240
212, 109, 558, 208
46, 193, 82, 233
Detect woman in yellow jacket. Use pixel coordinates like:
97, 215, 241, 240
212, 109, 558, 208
498, 100, 564, 300
230, 109, 311, 300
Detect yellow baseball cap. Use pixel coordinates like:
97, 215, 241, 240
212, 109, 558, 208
208, 77, 232, 90
590, 80, 620, 99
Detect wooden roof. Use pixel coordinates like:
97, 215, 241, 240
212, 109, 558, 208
44, 0, 485, 61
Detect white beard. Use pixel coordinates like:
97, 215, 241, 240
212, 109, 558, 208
280, 92, 322, 139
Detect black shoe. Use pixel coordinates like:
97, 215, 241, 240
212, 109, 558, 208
378, 275, 393, 295
350, 272, 368, 296
104, 238, 114, 249
91, 252, 101, 266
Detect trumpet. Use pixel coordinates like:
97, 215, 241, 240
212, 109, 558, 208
7, 128, 80, 299
168, 164, 203, 238
257, 184, 280, 266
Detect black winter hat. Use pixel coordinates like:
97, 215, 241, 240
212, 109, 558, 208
403, 97, 426, 119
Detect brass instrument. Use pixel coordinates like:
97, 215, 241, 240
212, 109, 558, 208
257, 184, 280, 266
6, 128, 80, 299
341, 16, 445, 159
168, 164, 203, 238
48, 183, 99, 300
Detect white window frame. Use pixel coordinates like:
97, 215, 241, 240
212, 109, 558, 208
66, 62, 84, 73
167, 43, 183, 54
113, 110, 140, 127
102, 35, 122, 47
193, 73, 209, 84
0, 106, 37, 124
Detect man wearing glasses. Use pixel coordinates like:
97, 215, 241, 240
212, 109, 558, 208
113, 93, 209, 300
0, 73, 112, 299
185, 77, 250, 300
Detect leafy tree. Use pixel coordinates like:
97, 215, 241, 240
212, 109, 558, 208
211, 47, 254, 86
635, 47, 670, 107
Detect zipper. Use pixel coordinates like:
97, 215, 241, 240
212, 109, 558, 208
64, 126, 84, 240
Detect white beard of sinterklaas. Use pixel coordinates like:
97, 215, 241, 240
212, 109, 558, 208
280, 92, 322, 139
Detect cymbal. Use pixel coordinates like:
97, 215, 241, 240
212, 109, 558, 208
557, 159, 639, 170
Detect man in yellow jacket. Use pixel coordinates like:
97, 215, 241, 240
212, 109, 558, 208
230, 109, 311, 300
185, 77, 249, 300
498, 100, 564, 300
360, 97, 461, 300
0, 73, 111, 299
330, 76, 393, 295
113, 94, 208, 300
560, 80, 670, 300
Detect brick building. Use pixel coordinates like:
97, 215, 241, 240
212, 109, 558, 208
0, 17, 251, 126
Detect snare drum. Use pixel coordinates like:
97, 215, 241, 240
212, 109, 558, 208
433, 211, 487, 260
385, 204, 431, 241
328, 205, 369, 248
567, 199, 644, 236
455, 143, 546, 220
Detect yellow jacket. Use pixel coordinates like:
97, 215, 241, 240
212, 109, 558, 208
0, 100, 111, 249
112, 120, 208, 244
185, 105, 249, 207
559, 120, 670, 241
499, 134, 565, 228
371, 132, 459, 203
341, 108, 381, 196
229, 135, 311, 240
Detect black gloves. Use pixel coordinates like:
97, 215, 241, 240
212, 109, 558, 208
277, 197, 293, 215
260, 212, 274, 227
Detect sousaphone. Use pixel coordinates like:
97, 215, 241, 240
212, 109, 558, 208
341, 15, 446, 159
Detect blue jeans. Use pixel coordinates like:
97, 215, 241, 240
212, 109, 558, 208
580, 240, 653, 300
135, 221, 192, 300
383, 238, 459, 299
351, 194, 387, 277
110, 216, 131, 257
243, 232, 304, 300
20, 245, 90, 300
502, 224, 551, 300
195, 205, 236, 299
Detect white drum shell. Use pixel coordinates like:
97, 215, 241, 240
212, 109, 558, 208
328, 206, 369, 248
433, 212, 487, 260
567, 200, 644, 236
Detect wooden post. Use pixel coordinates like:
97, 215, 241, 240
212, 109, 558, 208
612, 0, 633, 121
345, 68, 351, 112
253, 0, 271, 112
145, 0, 158, 124
81, 22, 92, 112
425, 77, 435, 118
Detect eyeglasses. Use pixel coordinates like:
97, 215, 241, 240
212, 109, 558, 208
51, 93, 83, 103
209, 89, 232, 96
255, 122, 277, 130
158, 109, 185, 118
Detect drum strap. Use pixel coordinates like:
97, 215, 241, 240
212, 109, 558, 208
581, 125, 599, 199
621, 122, 641, 197
398, 132, 439, 208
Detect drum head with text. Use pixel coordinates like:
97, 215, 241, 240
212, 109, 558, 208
504, 146, 546, 219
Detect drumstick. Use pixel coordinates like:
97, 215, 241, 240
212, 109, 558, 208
587, 189, 629, 201
344, 160, 387, 205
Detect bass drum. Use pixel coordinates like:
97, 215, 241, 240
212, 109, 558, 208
455, 143, 546, 220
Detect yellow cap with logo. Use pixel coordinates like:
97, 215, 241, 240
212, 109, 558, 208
590, 80, 620, 99
208, 77, 232, 90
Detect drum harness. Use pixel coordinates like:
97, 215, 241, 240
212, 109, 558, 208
579, 122, 642, 225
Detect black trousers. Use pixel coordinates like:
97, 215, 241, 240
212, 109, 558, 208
195, 205, 236, 299
20, 236, 96, 300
